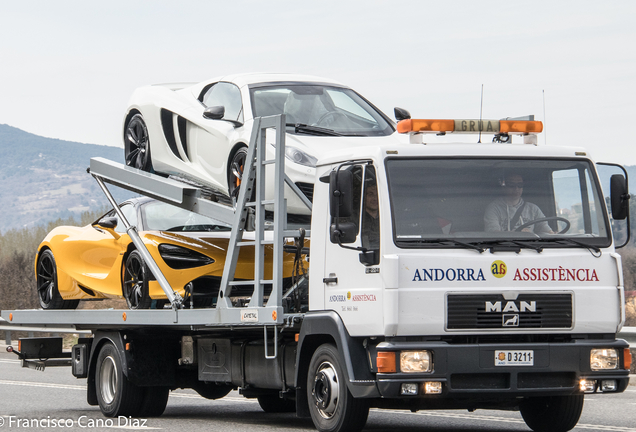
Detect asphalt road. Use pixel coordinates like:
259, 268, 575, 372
0, 350, 634, 432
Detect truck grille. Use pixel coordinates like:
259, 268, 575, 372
447, 294, 572, 329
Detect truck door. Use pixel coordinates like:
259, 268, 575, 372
323, 164, 384, 336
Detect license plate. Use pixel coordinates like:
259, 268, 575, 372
495, 350, 534, 366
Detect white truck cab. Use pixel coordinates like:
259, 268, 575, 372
303, 116, 631, 431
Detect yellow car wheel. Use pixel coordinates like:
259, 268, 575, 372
36, 250, 79, 310
122, 251, 152, 310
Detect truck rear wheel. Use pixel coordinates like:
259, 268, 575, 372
95, 342, 144, 417
307, 344, 369, 432
139, 386, 170, 417
520, 395, 584, 432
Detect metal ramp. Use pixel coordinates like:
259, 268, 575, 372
85, 114, 311, 327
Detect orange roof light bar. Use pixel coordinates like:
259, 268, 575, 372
398, 119, 543, 135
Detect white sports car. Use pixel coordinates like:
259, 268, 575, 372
123, 73, 400, 215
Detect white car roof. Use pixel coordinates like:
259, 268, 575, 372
187, 73, 348, 98
218, 73, 346, 88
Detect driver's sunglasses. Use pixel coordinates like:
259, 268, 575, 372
505, 182, 524, 189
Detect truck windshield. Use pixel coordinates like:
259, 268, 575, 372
386, 158, 611, 249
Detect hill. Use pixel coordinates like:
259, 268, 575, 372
0, 124, 132, 232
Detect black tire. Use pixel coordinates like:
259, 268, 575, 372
228, 146, 249, 201
138, 386, 170, 417
125, 113, 153, 171
193, 382, 233, 399
520, 395, 584, 432
122, 251, 152, 310
307, 344, 369, 432
36, 250, 79, 310
257, 394, 296, 413
95, 342, 144, 417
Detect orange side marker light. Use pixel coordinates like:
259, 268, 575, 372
377, 351, 397, 373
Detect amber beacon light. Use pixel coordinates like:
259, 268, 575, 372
397, 118, 543, 135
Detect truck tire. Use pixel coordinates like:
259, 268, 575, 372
257, 394, 296, 413
307, 344, 369, 432
520, 395, 584, 432
95, 342, 144, 417
138, 386, 169, 417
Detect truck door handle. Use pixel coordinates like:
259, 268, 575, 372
323, 276, 338, 284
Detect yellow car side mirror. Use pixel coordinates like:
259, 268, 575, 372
93, 216, 121, 240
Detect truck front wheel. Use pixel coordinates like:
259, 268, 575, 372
95, 342, 144, 417
307, 344, 369, 432
520, 395, 584, 432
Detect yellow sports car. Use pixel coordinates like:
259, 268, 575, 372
35, 197, 303, 310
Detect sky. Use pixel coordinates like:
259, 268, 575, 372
1, 1, 635, 163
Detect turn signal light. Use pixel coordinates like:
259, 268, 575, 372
625, 348, 632, 370
377, 352, 396, 373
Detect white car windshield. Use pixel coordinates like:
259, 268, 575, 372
142, 202, 232, 232
250, 84, 394, 136
386, 158, 611, 250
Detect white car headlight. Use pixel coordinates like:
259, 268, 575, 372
590, 348, 618, 371
400, 351, 432, 373
285, 146, 317, 167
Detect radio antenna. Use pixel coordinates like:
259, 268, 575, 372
478, 84, 484, 143
542, 89, 547, 145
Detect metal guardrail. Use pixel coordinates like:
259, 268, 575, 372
0, 317, 91, 345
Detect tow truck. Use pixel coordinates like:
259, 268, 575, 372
2, 113, 632, 432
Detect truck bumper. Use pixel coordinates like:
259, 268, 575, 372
374, 338, 631, 399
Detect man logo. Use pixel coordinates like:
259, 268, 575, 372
491, 260, 507, 278
503, 314, 519, 327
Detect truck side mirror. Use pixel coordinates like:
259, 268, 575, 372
330, 221, 358, 244
610, 174, 629, 220
329, 170, 354, 218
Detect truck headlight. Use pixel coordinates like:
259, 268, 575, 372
400, 351, 432, 373
590, 348, 618, 371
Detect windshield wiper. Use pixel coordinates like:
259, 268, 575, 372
398, 238, 484, 253
509, 240, 543, 253
543, 238, 601, 255
287, 123, 343, 136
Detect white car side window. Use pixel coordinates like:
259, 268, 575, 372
203, 82, 243, 123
